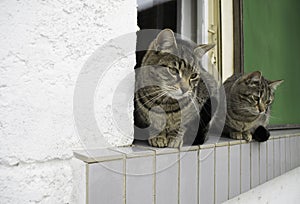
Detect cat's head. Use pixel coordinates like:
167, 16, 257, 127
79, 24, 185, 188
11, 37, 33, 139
232, 71, 283, 116
141, 29, 214, 99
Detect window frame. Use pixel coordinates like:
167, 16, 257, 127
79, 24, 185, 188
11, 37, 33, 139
137, 0, 224, 79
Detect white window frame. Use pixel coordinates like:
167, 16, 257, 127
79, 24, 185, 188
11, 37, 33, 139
178, 0, 234, 81
220, 0, 234, 81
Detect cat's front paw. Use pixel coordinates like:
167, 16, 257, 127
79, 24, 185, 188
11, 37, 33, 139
167, 136, 183, 148
148, 135, 168, 148
230, 132, 243, 140
243, 132, 252, 142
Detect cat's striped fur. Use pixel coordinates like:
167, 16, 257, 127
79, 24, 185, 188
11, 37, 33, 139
134, 29, 217, 148
223, 71, 283, 142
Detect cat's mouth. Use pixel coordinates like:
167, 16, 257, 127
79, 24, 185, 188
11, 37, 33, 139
251, 110, 267, 117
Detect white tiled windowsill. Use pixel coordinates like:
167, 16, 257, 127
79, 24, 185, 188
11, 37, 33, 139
74, 129, 300, 204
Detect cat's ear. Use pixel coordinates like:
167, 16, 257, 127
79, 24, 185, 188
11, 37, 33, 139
268, 80, 284, 91
240, 71, 262, 83
194, 44, 215, 58
154, 29, 177, 52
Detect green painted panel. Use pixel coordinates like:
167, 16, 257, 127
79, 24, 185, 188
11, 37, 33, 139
243, 0, 300, 125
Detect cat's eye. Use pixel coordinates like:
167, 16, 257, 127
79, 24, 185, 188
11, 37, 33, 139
252, 95, 259, 101
172, 61, 179, 68
266, 99, 272, 105
168, 67, 179, 75
190, 73, 198, 80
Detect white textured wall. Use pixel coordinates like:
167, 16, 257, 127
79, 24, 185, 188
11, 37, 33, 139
0, 0, 137, 203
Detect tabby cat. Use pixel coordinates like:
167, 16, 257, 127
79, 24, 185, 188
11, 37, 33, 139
134, 29, 218, 148
223, 71, 283, 142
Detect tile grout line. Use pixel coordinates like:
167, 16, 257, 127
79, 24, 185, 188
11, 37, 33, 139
295, 136, 297, 169
278, 139, 281, 176
124, 158, 126, 204
177, 151, 180, 204
153, 151, 156, 204
298, 136, 300, 167
250, 142, 252, 189
285, 138, 291, 171
239, 142, 242, 194
197, 149, 200, 204
286, 137, 289, 171
296, 138, 300, 168
287, 137, 289, 172
282, 138, 286, 174
277, 139, 280, 176
299, 136, 300, 167
266, 141, 269, 181
292, 137, 295, 169
273, 138, 275, 178
86, 163, 89, 204
228, 145, 230, 200
238, 143, 241, 195
292, 137, 297, 169
258, 142, 261, 184
213, 146, 216, 204
296, 137, 298, 168
293, 136, 296, 169
271, 139, 274, 179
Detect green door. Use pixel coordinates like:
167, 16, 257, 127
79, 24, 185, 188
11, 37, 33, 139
243, 0, 300, 126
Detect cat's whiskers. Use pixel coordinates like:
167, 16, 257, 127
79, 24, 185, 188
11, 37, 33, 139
268, 115, 282, 120
134, 89, 165, 100
164, 85, 177, 91
230, 107, 252, 111
135, 91, 168, 112
188, 93, 200, 112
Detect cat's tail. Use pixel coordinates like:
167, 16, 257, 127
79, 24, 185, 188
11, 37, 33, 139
252, 126, 270, 142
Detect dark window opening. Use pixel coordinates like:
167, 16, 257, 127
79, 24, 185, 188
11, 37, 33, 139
136, 0, 178, 69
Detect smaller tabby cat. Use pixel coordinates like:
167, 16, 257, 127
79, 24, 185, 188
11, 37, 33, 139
223, 71, 283, 142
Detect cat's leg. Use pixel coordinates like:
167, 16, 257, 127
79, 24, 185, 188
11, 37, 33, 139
167, 129, 184, 148
148, 130, 168, 148
229, 132, 243, 140
242, 131, 252, 142
253, 126, 270, 142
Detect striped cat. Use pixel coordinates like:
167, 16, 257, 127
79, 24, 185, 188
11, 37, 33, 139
134, 29, 218, 148
223, 71, 283, 142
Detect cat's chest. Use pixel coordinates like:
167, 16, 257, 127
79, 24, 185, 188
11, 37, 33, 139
168, 102, 198, 123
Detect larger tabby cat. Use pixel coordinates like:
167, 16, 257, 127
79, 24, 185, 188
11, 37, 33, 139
134, 29, 218, 148
223, 71, 283, 142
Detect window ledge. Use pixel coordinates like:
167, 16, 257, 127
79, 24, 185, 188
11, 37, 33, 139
74, 129, 300, 204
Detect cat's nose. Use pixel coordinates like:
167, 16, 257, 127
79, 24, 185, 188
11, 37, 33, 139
180, 86, 189, 93
180, 81, 190, 94
258, 104, 266, 113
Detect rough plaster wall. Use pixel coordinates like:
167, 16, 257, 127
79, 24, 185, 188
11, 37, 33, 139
0, 0, 137, 203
